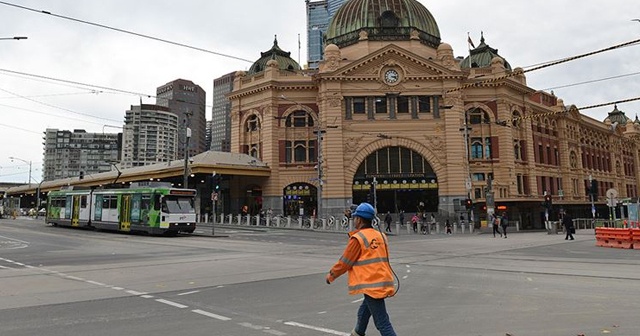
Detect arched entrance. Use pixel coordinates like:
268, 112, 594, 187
283, 183, 317, 217
352, 146, 438, 214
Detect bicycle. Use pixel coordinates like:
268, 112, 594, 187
302, 217, 311, 229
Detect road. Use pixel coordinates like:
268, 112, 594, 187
1, 217, 639, 336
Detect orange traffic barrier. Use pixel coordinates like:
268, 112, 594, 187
632, 229, 640, 250
595, 228, 633, 249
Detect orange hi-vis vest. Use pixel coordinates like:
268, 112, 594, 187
346, 228, 395, 299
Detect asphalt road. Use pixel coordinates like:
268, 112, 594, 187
1, 217, 639, 336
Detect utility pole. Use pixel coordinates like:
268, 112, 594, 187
182, 112, 192, 188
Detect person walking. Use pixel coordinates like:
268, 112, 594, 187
491, 214, 502, 238
398, 210, 405, 227
411, 213, 419, 233
563, 212, 575, 240
384, 211, 393, 233
500, 213, 509, 238
326, 202, 397, 336
445, 219, 452, 235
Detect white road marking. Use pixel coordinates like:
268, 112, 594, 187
86, 280, 106, 286
13, 262, 25, 266
111, 286, 124, 290
0, 235, 30, 244
65, 275, 85, 281
192, 309, 232, 321
140, 295, 154, 299
177, 290, 200, 296
0, 265, 8, 269
126, 290, 147, 296
155, 299, 188, 309
284, 321, 350, 335
263, 329, 287, 335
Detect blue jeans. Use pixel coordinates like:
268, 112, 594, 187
354, 294, 397, 336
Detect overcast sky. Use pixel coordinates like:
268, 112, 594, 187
1, 0, 639, 183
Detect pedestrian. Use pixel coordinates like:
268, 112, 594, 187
398, 210, 405, 227
325, 202, 397, 336
445, 219, 452, 235
384, 211, 393, 233
411, 213, 419, 233
563, 212, 575, 240
491, 214, 502, 238
429, 213, 436, 233
500, 213, 509, 238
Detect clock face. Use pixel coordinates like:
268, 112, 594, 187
384, 69, 399, 84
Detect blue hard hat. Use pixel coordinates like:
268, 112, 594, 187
352, 202, 376, 220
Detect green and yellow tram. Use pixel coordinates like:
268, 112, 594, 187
46, 183, 197, 235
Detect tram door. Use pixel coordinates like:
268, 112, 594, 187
119, 195, 131, 232
71, 195, 81, 227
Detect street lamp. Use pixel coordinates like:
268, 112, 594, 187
182, 113, 192, 188
9, 156, 32, 187
0, 36, 27, 40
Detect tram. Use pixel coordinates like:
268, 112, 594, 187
46, 182, 197, 235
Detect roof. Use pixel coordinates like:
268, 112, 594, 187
5, 151, 269, 196
460, 33, 512, 70
325, 0, 441, 48
247, 36, 301, 75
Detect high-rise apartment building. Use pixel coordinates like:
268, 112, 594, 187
42, 129, 120, 181
306, 0, 347, 69
121, 104, 179, 168
210, 72, 235, 152
156, 79, 207, 159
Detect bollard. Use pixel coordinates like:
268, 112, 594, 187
454, 223, 458, 234
469, 224, 474, 234
436, 223, 440, 234
396, 223, 400, 234
322, 218, 327, 230
298, 217, 303, 228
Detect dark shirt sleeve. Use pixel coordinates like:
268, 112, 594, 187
327, 238, 361, 283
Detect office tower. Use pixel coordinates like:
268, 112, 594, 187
211, 72, 235, 152
42, 129, 121, 181
156, 79, 207, 158
306, 0, 348, 69
121, 104, 179, 168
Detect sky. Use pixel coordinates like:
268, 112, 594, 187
1, 0, 639, 184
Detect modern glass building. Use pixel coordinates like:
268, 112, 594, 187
210, 72, 235, 152
306, 0, 347, 69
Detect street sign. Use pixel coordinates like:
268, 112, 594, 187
211, 192, 218, 201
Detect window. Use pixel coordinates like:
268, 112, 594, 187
417, 96, 431, 113
468, 108, 489, 124
286, 111, 314, 127
471, 139, 483, 159
285, 140, 316, 163
514, 141, 521, 160
246, 115, 260, 131
397, 96, 409, 113
353, 98, 366, 114
473, 173, 486, 181
374, 97, 387, 114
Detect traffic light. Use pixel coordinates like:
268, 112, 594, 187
544, 194, 552, 209
590, 179, 598, 201
464, 198, 473, 210
212, 174, 222, 191
79, 171, 84, 180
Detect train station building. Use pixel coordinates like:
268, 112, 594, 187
5, 0, 640, 229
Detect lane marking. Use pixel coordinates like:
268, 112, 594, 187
0, 235, 30, 244
192, 309, 232, 321
284, 321, 350, 336
156, 299, 188, 309
65, 275, 85, 281
0, 265, 8, 269
263, 329, 287, 335
177, 290, 200, 296
86, 280, 106, 286
111, 286, 124, 290
126, 290, 147, 296
140, 295, 154, 299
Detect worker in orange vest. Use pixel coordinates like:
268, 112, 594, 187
326, 202, 397, 336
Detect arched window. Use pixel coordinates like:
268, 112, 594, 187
467, 108, 490, 124
285, 111, 314, 127
246, 115, 260, 132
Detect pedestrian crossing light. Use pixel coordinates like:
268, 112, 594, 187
464, 198, 473, 210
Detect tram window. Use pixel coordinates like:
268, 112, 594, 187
102, 197, 110, 209
110, 197, 117, 209
153, 194, 161, 211
141, 195, 150, 210
81, 196, 87, 208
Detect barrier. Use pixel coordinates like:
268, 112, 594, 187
595, 228, 633, 249
633, 229, 640, 250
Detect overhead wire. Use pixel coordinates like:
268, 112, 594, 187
0, 1, 254, 63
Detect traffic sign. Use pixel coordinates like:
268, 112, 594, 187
211, 192, 218, 201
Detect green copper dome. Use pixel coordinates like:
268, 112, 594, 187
247, 36, 301, 75
325, 0, 441, 48
461, 33, 512, 70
